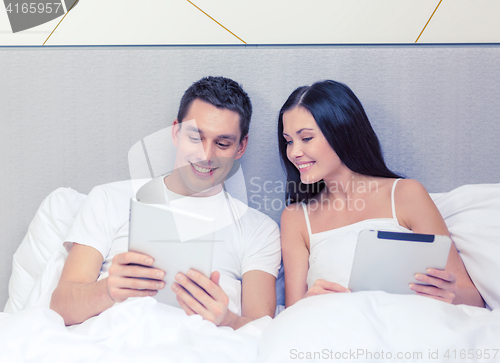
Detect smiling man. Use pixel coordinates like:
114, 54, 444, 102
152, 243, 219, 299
50, 77, 281, 329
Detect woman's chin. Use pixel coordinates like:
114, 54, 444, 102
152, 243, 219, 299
300, 175, 321, 184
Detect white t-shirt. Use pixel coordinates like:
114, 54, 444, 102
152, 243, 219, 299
65, 178, 281, 314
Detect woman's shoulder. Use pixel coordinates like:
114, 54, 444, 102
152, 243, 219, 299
394, 178, 429, 201
281, 201, 306, 221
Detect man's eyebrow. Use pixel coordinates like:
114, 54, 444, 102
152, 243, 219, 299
185, 126, 237, 141
218, 134, 238, 142
186, 125, 201, 133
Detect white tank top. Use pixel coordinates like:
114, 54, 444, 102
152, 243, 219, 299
303, 179, 412, 289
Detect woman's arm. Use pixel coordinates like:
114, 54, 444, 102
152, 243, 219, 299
396, 179, 485, 307
281, 205, 310, 307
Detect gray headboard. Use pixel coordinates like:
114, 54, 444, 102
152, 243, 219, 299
1, 44, 499, 308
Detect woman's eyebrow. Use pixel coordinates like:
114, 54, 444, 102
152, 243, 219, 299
296, 128, 314, 135
282, 128, 313, 137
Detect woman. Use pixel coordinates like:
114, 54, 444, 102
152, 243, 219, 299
278, 80, 484, 308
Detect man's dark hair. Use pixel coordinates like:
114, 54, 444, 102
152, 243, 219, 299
177, 76, 252, 142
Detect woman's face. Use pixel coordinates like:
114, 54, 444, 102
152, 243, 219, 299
282, 106, 343, 184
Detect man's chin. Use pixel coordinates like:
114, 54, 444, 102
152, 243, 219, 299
181, 174, 225, 196
186, 183, 223, 197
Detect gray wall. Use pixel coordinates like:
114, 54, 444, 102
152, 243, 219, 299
1, 44, 499, 308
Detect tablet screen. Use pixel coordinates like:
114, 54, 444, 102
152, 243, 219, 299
348, 230, 452, 295
128, 198, 216, 307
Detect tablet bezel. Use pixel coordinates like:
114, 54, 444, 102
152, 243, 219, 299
128, 198, 216, 307
348, 230, 452, 295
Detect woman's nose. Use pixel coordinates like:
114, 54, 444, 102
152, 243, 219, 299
289, 142, 304, 159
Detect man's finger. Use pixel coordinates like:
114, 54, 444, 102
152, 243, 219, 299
210, 271, 220, 285
113, 251, 155, 267
172, 282, 207, 313
120, 264, 165, 280
176, 295, 196, 315
185, 270, 224, 301
114, 276, 165, 291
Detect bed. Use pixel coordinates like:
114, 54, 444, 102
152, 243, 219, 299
1, 44, 499, 362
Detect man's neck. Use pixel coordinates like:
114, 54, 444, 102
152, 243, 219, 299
163, 173, 223, 198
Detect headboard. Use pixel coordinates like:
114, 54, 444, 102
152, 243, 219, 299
1, 44, 499, 308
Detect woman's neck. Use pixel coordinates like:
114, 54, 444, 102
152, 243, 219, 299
321, 170, 375, 201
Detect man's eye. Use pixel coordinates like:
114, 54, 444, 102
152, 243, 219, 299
217, 142, 230, 148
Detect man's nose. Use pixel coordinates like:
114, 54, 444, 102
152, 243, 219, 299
200, 141, 215, 162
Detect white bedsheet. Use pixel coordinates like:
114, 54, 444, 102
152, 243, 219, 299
258, 292, 500, 363
0, 297, 270, 363
0, 250, 270, 363
3, 184, 500, 362
2, 255, 500, 363
3, 291, 498, 363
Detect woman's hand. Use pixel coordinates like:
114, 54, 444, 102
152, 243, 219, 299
410, 268, 457, 304
304, 279, 351, 298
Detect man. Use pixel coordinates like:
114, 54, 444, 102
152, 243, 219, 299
50, 76, 281, 329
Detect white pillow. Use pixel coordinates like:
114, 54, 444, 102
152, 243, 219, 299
431, 183, 500, 309
3, 188, 86, 313
5, 184, 499, 313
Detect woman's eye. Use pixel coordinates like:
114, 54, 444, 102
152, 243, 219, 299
302, 137, 312, 142
285, 140, 293, 145
189, 136, 201, 142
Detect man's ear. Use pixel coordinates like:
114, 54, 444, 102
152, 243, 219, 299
235, 135, 249, 160
171, 119, 180, 147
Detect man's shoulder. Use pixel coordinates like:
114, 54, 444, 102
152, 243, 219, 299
89, 178, 151, 199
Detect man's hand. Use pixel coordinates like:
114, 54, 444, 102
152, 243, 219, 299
107, 251, 166, 302
304, 279, 351, 298
410, 268, 458, 304
172, 269, 231, 326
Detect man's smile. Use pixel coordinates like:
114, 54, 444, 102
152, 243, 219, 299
190, 162, 217, 176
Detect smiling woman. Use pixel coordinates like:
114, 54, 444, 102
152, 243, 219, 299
278, 80, 485, 309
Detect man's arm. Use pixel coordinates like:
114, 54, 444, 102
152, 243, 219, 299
173, 269, 276, 329
50, 243, 166, 326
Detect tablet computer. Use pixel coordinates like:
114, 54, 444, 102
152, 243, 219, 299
348, 230, 452, 295
128, 198, 216, 307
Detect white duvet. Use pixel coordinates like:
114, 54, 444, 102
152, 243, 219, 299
0, 250, 267, 363
1, 251, 499, 363
0, 298, 269, 363
1, 289, 499, 362
259, 293, 500, 363
2, 184, 500, 362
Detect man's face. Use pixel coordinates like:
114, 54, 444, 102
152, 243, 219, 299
169, 98, 248, 197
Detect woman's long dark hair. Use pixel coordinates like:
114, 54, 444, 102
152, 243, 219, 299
278, 80, 402, 205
